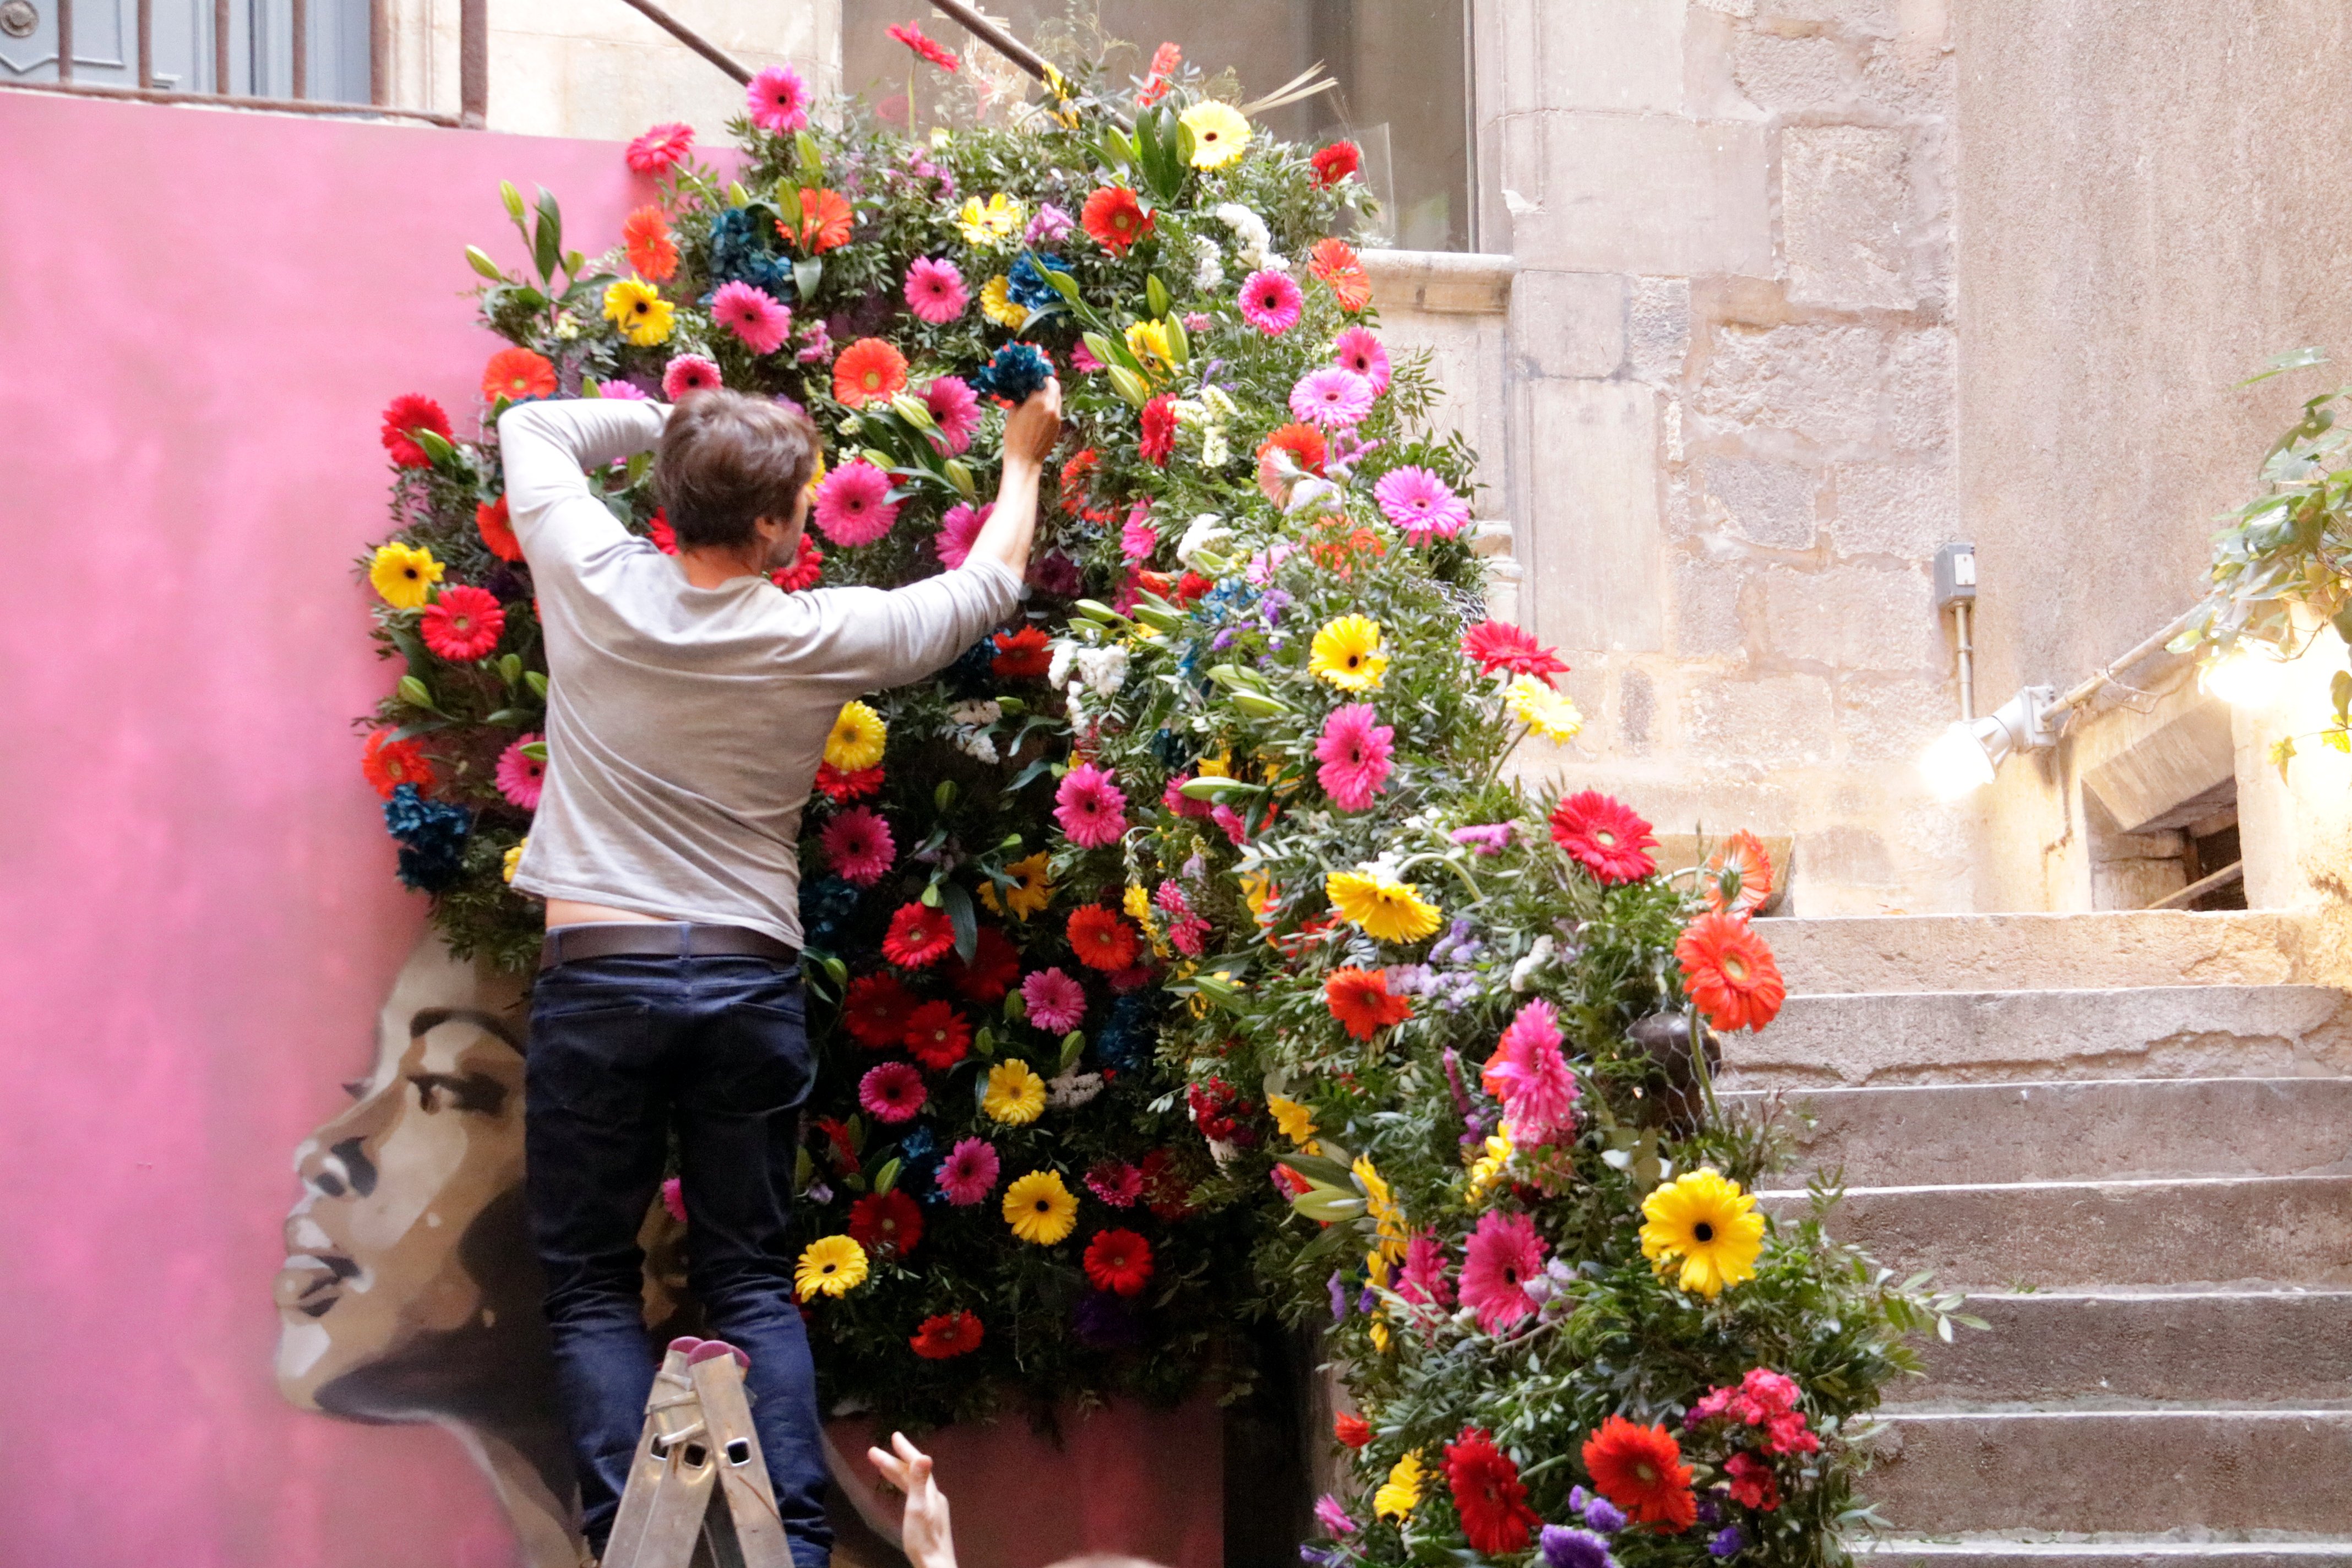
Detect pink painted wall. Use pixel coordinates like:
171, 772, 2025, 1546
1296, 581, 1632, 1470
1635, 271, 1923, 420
0, 90, 649, 1568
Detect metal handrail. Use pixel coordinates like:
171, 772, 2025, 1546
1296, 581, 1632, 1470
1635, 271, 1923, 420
10, 0, 484, 127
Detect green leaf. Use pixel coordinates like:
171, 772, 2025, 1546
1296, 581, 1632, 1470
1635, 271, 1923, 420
1146, 275, 1173, 319
1164, 312, 1190, 367
794, 129, 825, 179
794, 1146, 815, 1191
2332, 668, 2350, 724
773, 181, 804, 230
942, 459, 977, 502
465, 245, 506, 282
1289, 1183, 1366, 1223
1107, 366, 1152, 409
941, 881, 978, 962
482, 708, 537, 728
1059, 1030, 1086, 1074
525, 671, 549, 699
1097, 127, 1136, 168
935, 778, 958, 812
395, 674, 438, 711
520, 742, 549, 762
497, 653, 523, 685
412, 428, 458, 466
793, 257, 824, 301
2237, 346, 2330, 386
873, 1156, 903, 1197
532, 187, 563, 282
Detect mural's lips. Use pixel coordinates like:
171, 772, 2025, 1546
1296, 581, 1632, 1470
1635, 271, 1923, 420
275, 1252, 356, 1317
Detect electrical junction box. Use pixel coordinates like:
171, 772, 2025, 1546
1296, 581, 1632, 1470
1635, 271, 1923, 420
1934, 542, 1978, 608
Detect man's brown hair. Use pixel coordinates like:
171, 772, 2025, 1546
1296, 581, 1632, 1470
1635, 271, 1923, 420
654, 390, 820, 551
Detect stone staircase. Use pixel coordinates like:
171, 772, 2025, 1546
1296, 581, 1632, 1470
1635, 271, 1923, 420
1722, 910, 2352, 1567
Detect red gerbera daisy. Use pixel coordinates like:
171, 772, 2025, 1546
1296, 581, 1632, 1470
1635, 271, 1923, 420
1309, 237, 1372, 313
379, 394, 451, 469
420, 585, 507, 662
848, 1188, 924, 1259
1081, 186, 1152, 254
361, 729, 435, 799
483, 346, 558, 404
1324, 967, 1412, 1041
1460, 619, 1570, 683
946, 925, 1020, 1004
1066, 905, 1141, 973
1059, 448, 1100, 517
901, 1000, 973, 1070
1138, 1148, 1195, 1220
1311, 139, 1363, 187
1445, 1428, 1541, 1556
910, 1309, 984, 1359
625, 121, 695, 175
1548, 791, 1658, 885
815, 761, 885, 802
886, 20, 960, 71
1139, 394, 1178, 467
476, 496, 524, 562
992, 627, 1053, 680
784, 187, 855, 254
1675, 912, 1788, 1033
833, 336, 911, 409
843, 973, 918, 1048
882, 902, 957, 968
1082, 1228, 1155, 1297
1581, 1416, 1697, 1531
772, 532, 824, 592
1333, 1412, 1373, 1450
647, 508, 679, 556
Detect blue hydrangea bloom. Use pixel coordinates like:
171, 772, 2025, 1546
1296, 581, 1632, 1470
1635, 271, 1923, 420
799, 874, 860, 950
383, 784, 470, 893
1095, 992, 1153, 1071
970, 341, 1053, 402
707, 206, 796, 301
1006, 251, 1073, 312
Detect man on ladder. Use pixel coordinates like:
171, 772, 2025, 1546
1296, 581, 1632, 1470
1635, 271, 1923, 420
498, 379, 1063, 1566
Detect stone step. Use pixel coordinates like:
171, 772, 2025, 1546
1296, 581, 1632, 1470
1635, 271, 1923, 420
1765, 910, 2319, 995
1891, 1289, 2352, 1407
1866, 1409, 2352, 1535
1863, 1542, 2352, 1568
1759, 1173, 2352, 1289
1728, 986, 2352, 1087
1735, 1078, 2352, 1186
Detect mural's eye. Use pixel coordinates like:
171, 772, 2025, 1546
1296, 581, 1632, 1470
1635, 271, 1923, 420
341, 1079, 372, 1102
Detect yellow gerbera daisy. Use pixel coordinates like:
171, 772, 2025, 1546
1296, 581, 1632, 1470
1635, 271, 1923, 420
1373, 1450, 1424, 1521
1464, 1130, 1513, 1206
1267, 1093, 1319, 1152
794, 1234, 868, 1298
1125, 319, 1175, 380
824, 701, 888, 772
1309, 616, 1389, 692
979, 274, 1026, 328
1640, 1167, 1767, 1300
1365, 1251, 1393, 1353
1352, 1154, 1408, 1264
370, 541, 445, 609
1504, 674, 1584, 743
1180, 101, 1253, 169
1196, 751, 1233, 778
805, 448, 828, 498
1002, 1168, 1077, 1245
502, 839, 527, 885
979, 851, 1054, 921
956, 192, 1026, 246
602, 276, 675, 347
1326, 868, 1443, 944
982, 1059, 1047, 1125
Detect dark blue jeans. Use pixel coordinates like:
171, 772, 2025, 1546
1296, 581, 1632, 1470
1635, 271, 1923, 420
525, 952, 831, 1566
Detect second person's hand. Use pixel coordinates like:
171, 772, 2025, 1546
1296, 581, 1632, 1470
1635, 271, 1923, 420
1000, 377, 1064, 469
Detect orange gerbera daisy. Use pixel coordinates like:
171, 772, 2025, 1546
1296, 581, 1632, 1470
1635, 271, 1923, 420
361, 729, 435, 798
1309, 237, 1372, 312
1256, 422, 1328, 500
785, 187, 854, 253
1081, 186, 1151, 254
1066, 905, 1141, 972
1675, 912, 1787, 1033
833, 337, 910, 408
622, 204, 678, 281
475, 496, 523, 562
1324, 967, 1412, 1041
1705, 829, 1774, 917
1581, 1416, 1696, 1531
482, 346, 556, 403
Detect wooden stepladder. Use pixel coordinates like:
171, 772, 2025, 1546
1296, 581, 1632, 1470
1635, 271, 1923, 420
602, 1338, 796, 1568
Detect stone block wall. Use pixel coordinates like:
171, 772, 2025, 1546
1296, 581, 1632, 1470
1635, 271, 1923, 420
1466, 0, 1967, 914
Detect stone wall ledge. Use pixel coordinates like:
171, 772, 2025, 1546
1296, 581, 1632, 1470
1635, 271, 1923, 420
1361, 249, 1518, 315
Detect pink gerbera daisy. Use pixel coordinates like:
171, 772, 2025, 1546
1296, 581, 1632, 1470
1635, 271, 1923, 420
1055, 763, 1129, 848
1314, 703, 1395, 812
598, 379, 649, 401
924, 375, 982, 455
1239, 269, 1304, 335
661, 355, 722, 400
1086, 1161, 1144, 1207
812, 460, 900, 547
1480, 998, 1580, 1146
820, 806, 896, 887
858, 1061, 927, 1124
712, 280, 792, 356
1332, 326, 1392, 395
1070, 340, 1105, 374
626, 122, 695, 175
747, 64, 810, 133
904, 257, 968, 325
1121, 508, 1158, 563
1459, 1208, 1547, 1336
1374, 466, 1472, 542
1289, 367, 1374, 428
494, 733, 546, 810
933, 502, 992, 568
1022, 966, 1088, 1033
937, 1136, 1000, 1205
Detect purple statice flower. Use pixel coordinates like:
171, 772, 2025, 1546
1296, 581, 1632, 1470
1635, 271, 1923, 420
1576, 1489, 1627, 1533
1300, 1549, 1347, 1568
1211, 627, 1239, 652
1540, 1526, 1617, 1568
1696, 1494, 1723, 1527
1451, 822, 1516, 855
1355, 1284, 1378, 1314
1440, 1047, 1474, 1119
1384, 963, 1434, 997
1259, 587, 1293, 627
1025, 202, 1075, 245
1708, 1526, 1744, 1559
1329, 1271, 1351, 1321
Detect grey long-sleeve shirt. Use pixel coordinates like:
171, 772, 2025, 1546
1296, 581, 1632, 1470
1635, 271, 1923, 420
498, 398, 1022, 946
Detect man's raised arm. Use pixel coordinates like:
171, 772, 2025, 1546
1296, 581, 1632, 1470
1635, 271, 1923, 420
960, 378, 1063, 579
497, 398, 671, 569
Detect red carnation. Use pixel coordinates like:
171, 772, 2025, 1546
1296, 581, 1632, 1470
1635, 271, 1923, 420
848, 1188, 924, 1259
843, 973, 918, 1047
910, 1309, 984, 1359
1311, 139, 1363, 187
420, 585, 507, 662
1333, 1412, 1372, 1450
476, 496, 524, 563
946, 925, 1021, 1004
380, 394, 451, 469
992, 627, 1053, 680
1082, 1228, 1156, 1297
1081, 186, 1151, 254
361, 729, 435, 799
883, 902, 957, 968
1549, 791, 1658, 885
1066, 905, 1141, 972
815, 761, 884, 802
1445, 1428, 1540, 1556
1139, 395, 1178, 467
901, 1000, 972, 1070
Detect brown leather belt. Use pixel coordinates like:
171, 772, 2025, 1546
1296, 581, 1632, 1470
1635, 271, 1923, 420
539, 921, 799, 971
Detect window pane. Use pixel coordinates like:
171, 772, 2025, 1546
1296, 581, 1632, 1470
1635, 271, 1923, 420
841, 1, 1470, 252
